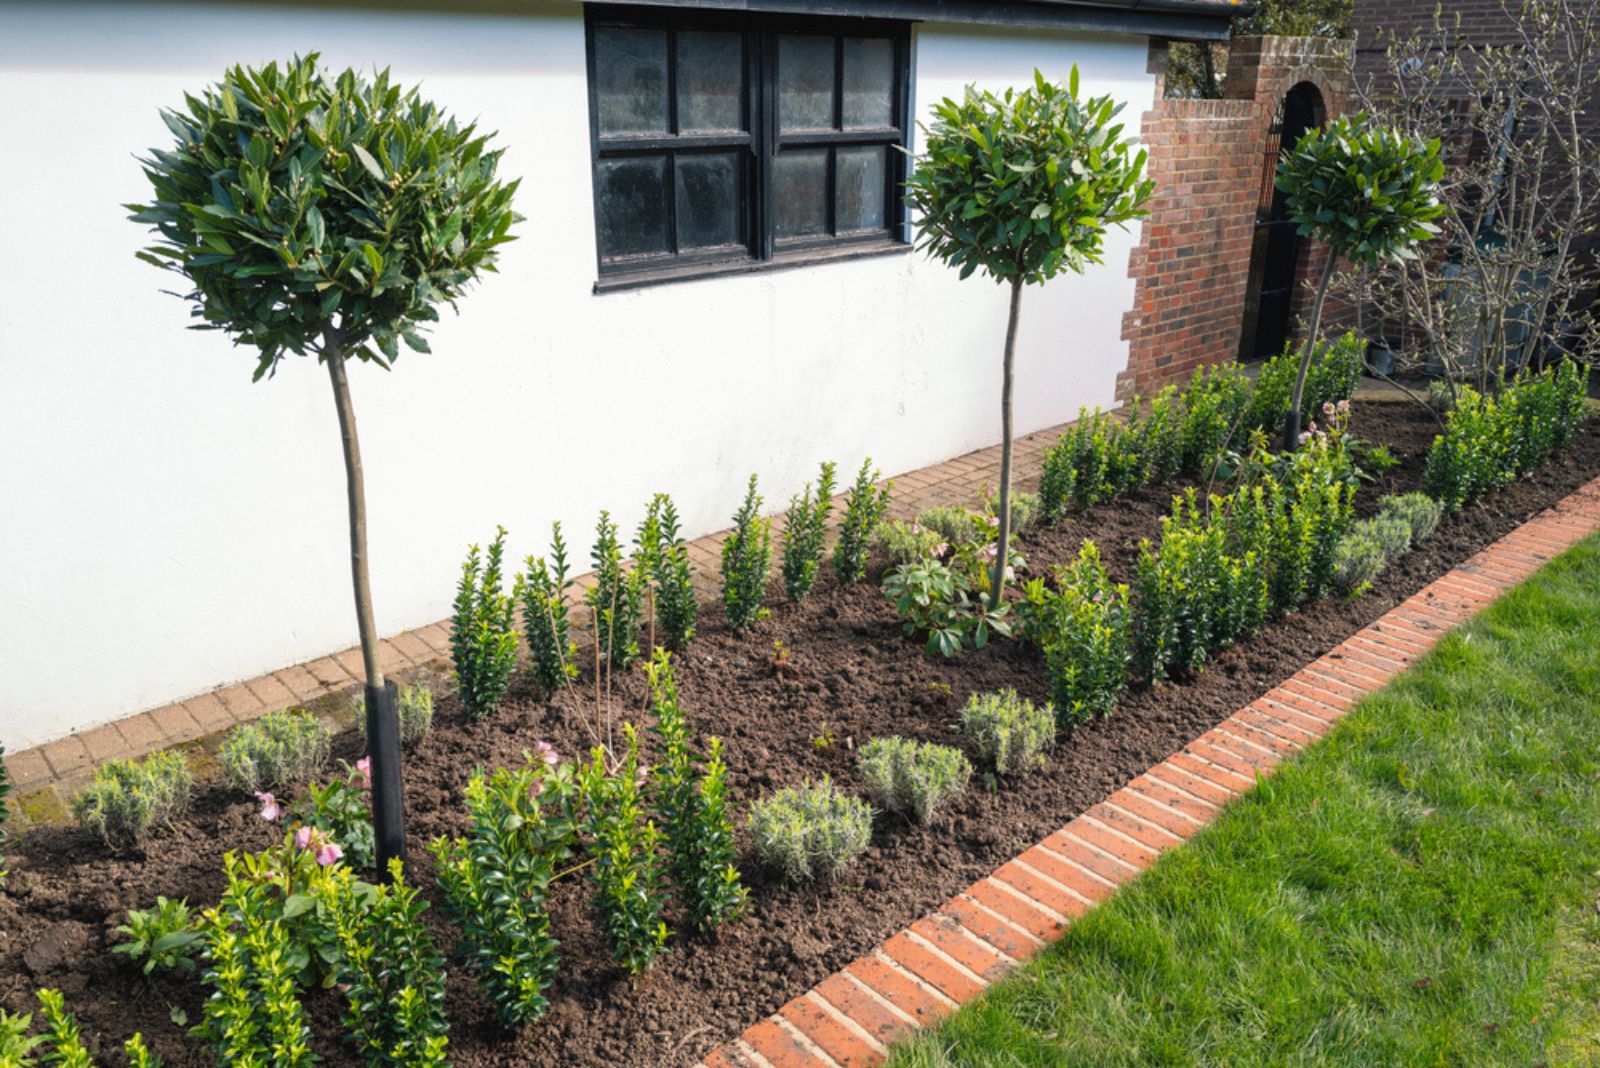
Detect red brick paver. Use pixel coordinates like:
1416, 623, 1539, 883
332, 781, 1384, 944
693, 475, 1600, 1068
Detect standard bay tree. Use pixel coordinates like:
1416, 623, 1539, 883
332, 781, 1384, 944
129, 55, 520, 866
905, 68, 1153, 607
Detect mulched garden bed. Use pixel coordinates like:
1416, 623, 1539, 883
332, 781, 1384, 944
3, 401, 1598, 1067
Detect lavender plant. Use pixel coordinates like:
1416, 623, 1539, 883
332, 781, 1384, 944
452, 527, 519, 717
578, 726, 671, 976
589, 511, 645, 668
983, 488, 1041, 532
958, 690, 1055, 776
430, 756, 576, 1025
721, 476, 772, 633
833, 459, 891, 583
646, 651, 747, 931
320, 860, 449, 1068
113, 897, 203, 976
916, 505, 982, 549
220, 709, 331, 793
516, 523, 578, 692
873, 520, 946, 566
357, 682, 434, 747
72, 750, 194, 849
857, 737, 972, 823
637, 495, 699, 650
748, 778, 873, 882
1377, 492, 1443, 544
782, 462, 837, 602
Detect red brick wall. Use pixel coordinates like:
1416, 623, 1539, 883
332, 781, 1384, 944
1118, 36, 1353, 401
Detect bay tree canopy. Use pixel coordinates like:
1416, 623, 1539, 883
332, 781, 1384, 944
128, 54, 521, 380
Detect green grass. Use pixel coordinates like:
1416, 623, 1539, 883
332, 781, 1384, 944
890, 534, 1600, 1068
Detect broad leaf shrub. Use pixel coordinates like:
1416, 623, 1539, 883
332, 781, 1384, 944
430, 755, 575, 1025
319, 860, 449, 1067
1378, 492, 1443, 543
1019, 541, 1130, 729
452, 527, 519, 716
834, 459, 891, 583
857, 737, 972, 823
127, 54, 518, 378
516, 523, 578, 692
113, 897, 203, 976
221, 709, 332, 794
198, 845, 326, 1068
873, 520, 946, 566
917, 505, 982, 549
589, 511, 645, 668
722, 475, 773, 633
646, 651, 746, 932
578, 727, 671, 976
782, 462, 836, 603
357, 681, 434, 747
1248, 332, 1365, 432
882, 559, 1011, 658
637, 494, 698, 650
289, 761, 376, 870
958, 690, 1056, 777
747, 777, 873, 882
72, 750, 194, 849
35, 990, 94, 1068
1424, 361, 1590, 512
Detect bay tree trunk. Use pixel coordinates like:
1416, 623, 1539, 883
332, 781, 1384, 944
1282, 251, 1340, 451
325, 341, 408, 870
989, 279, 1024, 610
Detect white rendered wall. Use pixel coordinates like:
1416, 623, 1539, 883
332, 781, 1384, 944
0, 1, 1154, 750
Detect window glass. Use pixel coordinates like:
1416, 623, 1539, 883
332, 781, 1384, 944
842, 38, 894, 128
597, 156, 670, 259
774, 148, 830, 238
595, 27, 670, 135
678, 31, 744, 132
676, 153, 743, 249
836, 145, 887, 231
778, 35, 836, 130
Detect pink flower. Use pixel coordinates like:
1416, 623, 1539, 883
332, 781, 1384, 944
1004, 565, 1016, 581
355, 756, 372, 790
1298, 432, 1313, 445
532, 741, 560, 768
1338, 399, 1351, 413
933, 542, 949, 557
255, 792, 280, 823
315, 841, 344, 867
294, 825, 315, 850
985, 515, 1000, 529
635, 766, 650, 788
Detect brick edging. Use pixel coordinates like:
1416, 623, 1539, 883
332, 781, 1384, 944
695, 475, 1600, 1068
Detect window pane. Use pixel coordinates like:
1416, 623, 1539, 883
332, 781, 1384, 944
678, 31, 744, 133
836, 145, 887, 232
774, 148, 830, 238
778, 35, 836, 130
597, 156, 670, 259
676, 152, 743, 250
595, 27, 668, 135
842, 39, 894, 128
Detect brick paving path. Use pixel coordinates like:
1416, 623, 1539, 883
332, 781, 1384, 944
1, 419, 1068, 812
693, 474, 1600, 1068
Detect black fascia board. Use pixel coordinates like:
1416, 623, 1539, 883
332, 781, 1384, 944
582, 0, 1237, 40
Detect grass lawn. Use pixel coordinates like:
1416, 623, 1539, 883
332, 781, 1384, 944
889, 533, 1600, 1068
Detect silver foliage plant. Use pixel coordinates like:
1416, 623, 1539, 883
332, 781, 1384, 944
746, 777, 873, 882
856, 736, 973, 823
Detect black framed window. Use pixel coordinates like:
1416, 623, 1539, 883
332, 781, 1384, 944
586, 7, 911, 287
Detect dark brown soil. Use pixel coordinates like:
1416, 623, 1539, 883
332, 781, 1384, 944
4, 403, 1598, 1067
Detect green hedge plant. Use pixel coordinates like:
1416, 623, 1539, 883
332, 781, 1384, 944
589, 511, 645, 668
452, 527, 519, 717
637, 494, 698, 650
834, 460, 891, 583
722, 476, 773, 633
782, 462, 836, 602
516, 523, 578, 693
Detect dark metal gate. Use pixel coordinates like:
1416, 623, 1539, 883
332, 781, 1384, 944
1246, 84, 1321, 361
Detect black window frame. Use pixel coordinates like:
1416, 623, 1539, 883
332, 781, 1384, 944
585, 5, 913, 291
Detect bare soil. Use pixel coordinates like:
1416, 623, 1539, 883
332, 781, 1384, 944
3, 402, 1598, 1067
